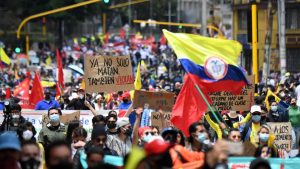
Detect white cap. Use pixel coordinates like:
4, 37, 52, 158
116, 117, 130, 128
251, 105, 262, 113
95, 95, 102, 100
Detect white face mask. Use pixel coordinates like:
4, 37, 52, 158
79, 94, 84, 99
12, 114, 20, 119
22, 130, 33, 140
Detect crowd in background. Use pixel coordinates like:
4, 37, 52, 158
1, 34, 300, 169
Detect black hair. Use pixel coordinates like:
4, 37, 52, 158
88, 163, 117, 169
11, 103, 21, 112
45, 140, 71, 166
21, 140, 40, 150
72, 127, 88, 139
177, 130, 186, 147
86, 146, 104, 159
92, 115, 106, 125
188, 122, 204, 143
17, 121, 37, 142
66, 120, 81, 144
106, 114, 117, 122
150, 126, 160, 135
228, 128, 240, 136
47, 107, 62, 116
254, 145, 276, 158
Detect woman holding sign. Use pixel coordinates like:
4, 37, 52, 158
255, 124, 278, 157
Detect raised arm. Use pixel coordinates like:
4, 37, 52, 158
85, 101, 98, 116
132, 107, 143, 146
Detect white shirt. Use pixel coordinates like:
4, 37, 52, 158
296, 85, 300, 107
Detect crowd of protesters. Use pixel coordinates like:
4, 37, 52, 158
1, 34, 300, 169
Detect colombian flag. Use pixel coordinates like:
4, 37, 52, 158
163, 29, 248, 92
164, 30, 248, 136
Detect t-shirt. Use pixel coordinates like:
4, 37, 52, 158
296, 85, 300, 107
289, 107, 300, 127
106, 135, 132, 157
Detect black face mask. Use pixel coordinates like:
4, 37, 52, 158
20, 158, 41, 169
45, 94, 51, 100
107, 123, 116, 129
48, 160, 73, 169
123, 99, 129, 103
124, 128, 132, 136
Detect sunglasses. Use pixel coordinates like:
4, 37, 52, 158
232, 135, 241, 139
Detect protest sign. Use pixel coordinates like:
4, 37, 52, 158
268, 122, 292, 150
151, 111, 172, 130
84, 55, 134, 93
133, 90, 175, 111
209, 75, 255, 111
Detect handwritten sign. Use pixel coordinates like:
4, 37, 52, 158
42, 111, 80, 127
209, 75, 255, 111
84, 55, 134, 93
268, 122, 292, 150
151, 111, 172, 130
133, 90, 175, 111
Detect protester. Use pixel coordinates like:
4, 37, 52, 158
45, 141, 73, 169
66, 120, 81, 144
91, 115, 106, 127
228, 128, 242, 142
20, 140, 42, 169
86, 147, 104, 169
71, 127, 87, 158
0, 103, 26, 132
0, 132, 21, 169
249, 158, 271, 169
138, 126, 153, 146
150, 126, 160, 136
17, 121, 37, 142
256, 124, 278, 157
35, 91, 60, 110
38, 108, 66, 147
67, 88, 89, 110
93, 94, 107, 111
268, 101, 289, 122
106, 113, 118, 135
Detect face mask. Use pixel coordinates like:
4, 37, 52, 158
45, 94, 51, 101
252, 115, 261, 122
12, 114, 20, 119
20, 158, 41, 169
23, 130, 33, 140
123, 99, 129, 103
197, 133, 206, 143
49, 114, 60, 123
271, 106, 278, 112
259, 133, 270, 142
48, 160, 73, 169
291, 103, 296, 107
79, 94, 84, 99
142, 134, 153, 143
107, 123, 116, 129
124, 128, 132, 136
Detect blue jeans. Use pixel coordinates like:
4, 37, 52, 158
293, 126, 300, 149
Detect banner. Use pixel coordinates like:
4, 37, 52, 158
151, 111, 172, 130
209, 75, 255, 111
268, 122, 292, 150
84, 55, 134, 93
0, 110, 119, 138
133, 90, 175, 111
228, 157, 300, 169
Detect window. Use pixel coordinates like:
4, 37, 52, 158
286, 8, 300, 29
238, 10, 248, 30
286, 49, 300, 72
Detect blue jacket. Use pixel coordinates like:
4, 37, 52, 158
35, 100, 60, 110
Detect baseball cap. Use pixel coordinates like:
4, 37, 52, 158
122, 92, 130, 99
116, 117, 130, 128
0, 132, 21, 151
250, 105, 262, 113
144, 136, 171, 155
161, 127, 178, 138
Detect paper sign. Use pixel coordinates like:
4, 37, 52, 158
151, 111, 172, 130
84, 55, 134, 93
209, 75, 255, 111
268, 122, 292, 150
133, 90, 175, 111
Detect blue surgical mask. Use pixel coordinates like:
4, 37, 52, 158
259, 133, 270, 142
143, 134, 153, 143
252, 115, 261, 122
197, 133, 206, 143
271, 106, 278, 112
49, 114, 60, 123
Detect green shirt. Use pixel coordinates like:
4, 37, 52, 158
288, 107, 300, 127
38, 123, 66, 147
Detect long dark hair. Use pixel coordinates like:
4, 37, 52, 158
66, 120, 80, 144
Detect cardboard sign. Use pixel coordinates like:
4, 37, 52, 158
209, 75, 255, 111
133, 90, 175, 111
151, 111, 172, 130
84, 55, 134, 93
268, 122, 292, 150
42, 111, 80, 127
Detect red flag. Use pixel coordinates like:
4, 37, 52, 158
119, 27, 126, 39
56, 48, 64, 89
29, 72, 44, 106
104, 32, 110, 44
160, 35, 166, 45
55, 82, 61, 98
13, 77, 30, 99
5, 88, 11, 99
171, 74, 208, 136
